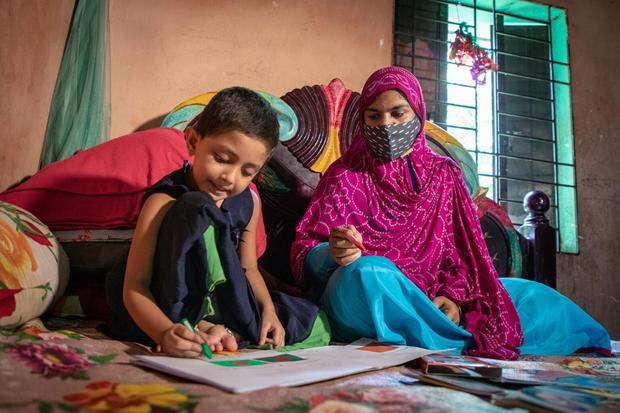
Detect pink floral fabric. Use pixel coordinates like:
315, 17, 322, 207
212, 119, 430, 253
9, 342, 93, 378
291, 66, 523, 359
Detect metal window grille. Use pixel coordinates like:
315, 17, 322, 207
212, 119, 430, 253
394, 0, 577, 253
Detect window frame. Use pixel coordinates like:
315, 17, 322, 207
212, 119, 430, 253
393, 0, 577, 253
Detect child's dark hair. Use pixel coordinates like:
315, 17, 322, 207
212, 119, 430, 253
193, 87, 279, 150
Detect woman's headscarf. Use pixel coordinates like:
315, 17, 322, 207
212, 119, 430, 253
291, 66, 523, 359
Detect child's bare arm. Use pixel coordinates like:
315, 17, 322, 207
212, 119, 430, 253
239, 191, 285, 346
122, 193, 203, 356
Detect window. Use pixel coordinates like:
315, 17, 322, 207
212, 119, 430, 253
394, 0, 577, 253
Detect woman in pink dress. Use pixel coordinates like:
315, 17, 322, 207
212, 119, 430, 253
291, 66, 610, 360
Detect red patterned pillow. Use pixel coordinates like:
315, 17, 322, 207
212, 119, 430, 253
0, 128, 187, 230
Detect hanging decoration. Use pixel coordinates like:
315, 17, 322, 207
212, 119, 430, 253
449, 22, 498, 85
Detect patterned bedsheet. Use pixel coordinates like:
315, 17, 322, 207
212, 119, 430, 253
0, 317, 618, 413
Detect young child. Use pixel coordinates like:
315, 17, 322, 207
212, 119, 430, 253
106, 87, 320, 357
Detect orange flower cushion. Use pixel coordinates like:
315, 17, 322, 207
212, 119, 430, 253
0, 201, 69, 327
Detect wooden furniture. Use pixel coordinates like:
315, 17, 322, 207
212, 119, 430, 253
519, 190, 557, 288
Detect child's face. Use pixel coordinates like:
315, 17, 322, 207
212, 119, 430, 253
187, 128, 270, 205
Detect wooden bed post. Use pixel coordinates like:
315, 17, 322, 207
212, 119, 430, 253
519, 191, 557, 288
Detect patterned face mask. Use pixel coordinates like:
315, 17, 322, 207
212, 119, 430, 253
363, 117, 422, 161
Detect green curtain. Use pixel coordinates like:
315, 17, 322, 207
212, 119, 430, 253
40, 0, 110, 168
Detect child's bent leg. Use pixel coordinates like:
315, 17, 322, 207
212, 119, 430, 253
150, 195, 212, 325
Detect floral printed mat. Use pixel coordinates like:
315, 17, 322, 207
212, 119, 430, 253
0, 317, 617, 413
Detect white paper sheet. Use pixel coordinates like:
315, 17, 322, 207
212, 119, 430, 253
133, 338, 443, 393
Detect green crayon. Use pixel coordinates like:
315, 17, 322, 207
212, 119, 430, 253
180, 318, 212, 359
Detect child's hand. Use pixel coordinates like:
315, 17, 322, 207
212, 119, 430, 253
160, 323, 205, 357
329, 225, 364, 266
259, 310, 285, 347
196, 320, 238, 352
432, 296, 461, 325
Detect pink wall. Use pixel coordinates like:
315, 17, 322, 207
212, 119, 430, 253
108, 0, 393, 138
0, 0, 393, 189
0, 0, 74, 189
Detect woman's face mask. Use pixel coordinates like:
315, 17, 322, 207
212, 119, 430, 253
363, 116, 422, 161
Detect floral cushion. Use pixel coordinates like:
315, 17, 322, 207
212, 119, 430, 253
0, 201, 69, 327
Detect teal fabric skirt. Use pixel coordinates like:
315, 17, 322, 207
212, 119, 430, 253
309, 249, 611, 356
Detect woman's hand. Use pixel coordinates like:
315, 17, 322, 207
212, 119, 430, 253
196, 320, 238, 352
159, 323, 206, 357
329, 225, 364, 266
433, 296, 461, 325
259, 309, 285, 347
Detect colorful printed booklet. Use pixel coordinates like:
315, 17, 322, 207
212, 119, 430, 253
134, 338, 442, 393
405, 370, 506, 397
406, 371, 620, 412
496, 385, 620, 413
416, 353, 502, 378
483, 357, 620, 392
